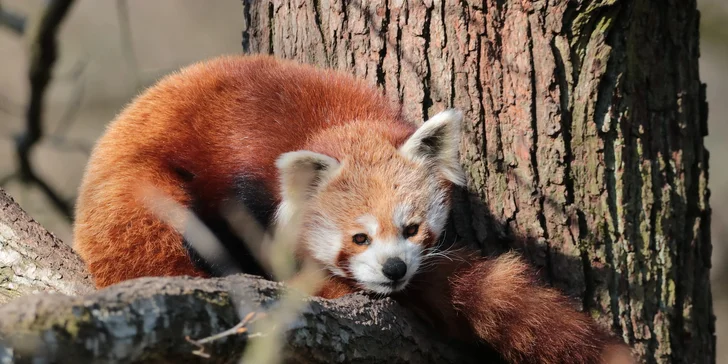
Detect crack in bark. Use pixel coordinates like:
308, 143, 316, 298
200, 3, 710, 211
394, 10, 403, 103
488, 2, 505, 173
241, 0, 252, 52
551, 38, 575, 205
567, 0, 617, 90
552, 31, 594, 309
525, 16, 552, 285
600, 57, 628, 348
311, 0, 329, 64
267, 2, 274, 54
562, 0, 582, 88
421, 5, 433, 120
442, 1, 454, 108
577, 210, 595, 311
376, 0, 390, 89
474, 35, 486, 173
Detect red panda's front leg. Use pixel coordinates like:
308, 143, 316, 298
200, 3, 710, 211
401, 251, 635, 364
314, 276, 361, 299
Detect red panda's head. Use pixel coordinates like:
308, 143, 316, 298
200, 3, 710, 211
274, 110, 465, 294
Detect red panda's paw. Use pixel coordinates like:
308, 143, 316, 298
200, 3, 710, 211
448, 252, 634, 364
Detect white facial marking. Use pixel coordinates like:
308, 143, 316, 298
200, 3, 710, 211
393, 204, 414, 229
425, 188, 448, 238
305, 215, 346, 277
356, 214, 379, 236
349, 237, 423, 295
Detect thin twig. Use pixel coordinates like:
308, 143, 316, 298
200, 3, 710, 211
196, 312, 256, 345
15, 0, 76, 220
185, 311, 266, 358
184, 337, 211, 359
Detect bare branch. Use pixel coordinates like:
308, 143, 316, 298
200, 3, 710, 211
14, 0, 76, 220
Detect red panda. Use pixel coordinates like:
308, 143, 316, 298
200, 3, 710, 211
73, 54, 634, 363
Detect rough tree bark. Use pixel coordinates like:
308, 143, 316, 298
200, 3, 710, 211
241, 0, 714, 362
0, 188, 92, 304
0, 274, 478, 364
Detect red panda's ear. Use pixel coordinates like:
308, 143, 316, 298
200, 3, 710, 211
275, 151, 341, 205
399, 109, 465, 186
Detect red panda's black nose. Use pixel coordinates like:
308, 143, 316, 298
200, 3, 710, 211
382, 257, 407, 281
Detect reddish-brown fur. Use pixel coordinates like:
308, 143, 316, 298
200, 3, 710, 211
74, 55, 633, 363
401, 251, 633, 363
74, 54, 411, 287
317, 248, 634, 363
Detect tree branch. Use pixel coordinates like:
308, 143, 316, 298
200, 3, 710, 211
0, 187, 92, 304
15, 0, 76, 220
0, 274, 480, 364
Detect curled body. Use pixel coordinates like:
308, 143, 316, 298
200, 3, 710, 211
73, 55, 633, 363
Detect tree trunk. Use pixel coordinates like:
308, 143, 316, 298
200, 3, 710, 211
241, 1, 714, 362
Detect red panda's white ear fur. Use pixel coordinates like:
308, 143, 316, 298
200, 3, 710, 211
275, 151, 341, 206
399, 109, 466, 186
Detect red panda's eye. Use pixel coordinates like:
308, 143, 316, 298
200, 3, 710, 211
404, 224, 419, 238
352, 233, 370, 246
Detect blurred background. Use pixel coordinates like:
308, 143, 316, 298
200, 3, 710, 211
0, 0, 725, 361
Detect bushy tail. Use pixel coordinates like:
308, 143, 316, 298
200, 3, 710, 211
448, 252, 634, 364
